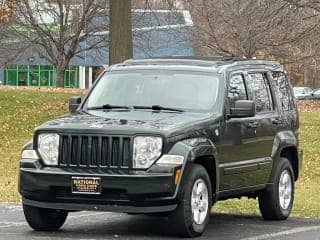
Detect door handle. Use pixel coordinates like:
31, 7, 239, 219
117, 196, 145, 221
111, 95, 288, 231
272, 118, 283, 125
247, 121, 259, 128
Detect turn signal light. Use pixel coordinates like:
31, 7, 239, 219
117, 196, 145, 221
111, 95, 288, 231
174, 169, 182, 185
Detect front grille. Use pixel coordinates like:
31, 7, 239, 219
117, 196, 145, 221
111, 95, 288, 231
59, 135, 133, 168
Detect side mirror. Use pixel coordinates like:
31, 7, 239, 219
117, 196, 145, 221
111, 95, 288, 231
229, 100, 255, 118
69, 96, 81, 114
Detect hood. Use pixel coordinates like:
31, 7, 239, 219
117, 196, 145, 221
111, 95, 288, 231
36, 109, 214, 136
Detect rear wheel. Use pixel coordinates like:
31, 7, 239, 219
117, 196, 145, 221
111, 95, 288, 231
169, 164, 212, 237
23, 204, 68, 231
258, 158, 294, 220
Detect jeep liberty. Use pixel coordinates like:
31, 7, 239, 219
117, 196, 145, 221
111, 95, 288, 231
19, 57, 303, 237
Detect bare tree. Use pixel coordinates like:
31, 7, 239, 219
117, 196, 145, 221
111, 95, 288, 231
0, 23, 29, 66
11, 0, 108, 87
0, 0, 30, 67
135, 0, 320, 87
188, 0, 316, 58
109, 0, 133, 65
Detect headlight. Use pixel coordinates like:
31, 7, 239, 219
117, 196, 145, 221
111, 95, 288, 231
133, 136, 162, 169
38, 133, 60, 166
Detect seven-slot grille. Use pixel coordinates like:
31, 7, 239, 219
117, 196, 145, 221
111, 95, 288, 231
59, 135, 133, 168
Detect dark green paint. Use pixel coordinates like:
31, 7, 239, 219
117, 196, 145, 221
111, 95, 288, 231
19, 57, 302, 213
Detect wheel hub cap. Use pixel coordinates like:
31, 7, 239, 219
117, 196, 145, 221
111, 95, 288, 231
191, 179, 209, 225
279, 170, 292, 210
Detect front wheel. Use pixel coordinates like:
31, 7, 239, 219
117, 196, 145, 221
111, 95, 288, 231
23, 204, 68, 231
258, 157, 295, 220
169, 164, 212, 237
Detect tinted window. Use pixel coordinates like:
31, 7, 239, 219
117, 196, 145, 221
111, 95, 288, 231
272, 71, 294, 111
248, 73, 273, 113
228, 74, 248, 107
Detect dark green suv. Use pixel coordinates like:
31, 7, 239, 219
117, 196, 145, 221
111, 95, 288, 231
19, 57, 303, 237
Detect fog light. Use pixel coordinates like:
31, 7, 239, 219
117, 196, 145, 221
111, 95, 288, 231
21, 150, 39, 160
156, 155, 184, 166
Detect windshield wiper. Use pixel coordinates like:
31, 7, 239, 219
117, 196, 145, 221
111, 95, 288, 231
86, 104, 130, 110
133, 105, 184, 112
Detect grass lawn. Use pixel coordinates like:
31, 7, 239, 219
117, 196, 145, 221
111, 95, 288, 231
0, 88, 319, 218
0, 87, 83, 202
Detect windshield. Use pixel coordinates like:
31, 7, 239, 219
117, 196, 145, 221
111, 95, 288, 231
85, 70, 219, 112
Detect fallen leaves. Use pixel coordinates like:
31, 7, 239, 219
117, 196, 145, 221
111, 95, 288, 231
298, 100, 320, 113
0, 85, 87, 95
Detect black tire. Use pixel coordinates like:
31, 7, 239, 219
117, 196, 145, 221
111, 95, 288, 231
169, 164, 212, 238
23, 204, 68, 231
258, 157, 295, 220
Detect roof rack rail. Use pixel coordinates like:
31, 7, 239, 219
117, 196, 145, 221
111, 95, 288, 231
118, 56, 280, 69
121, 58, 218, 67
157, 56, 248, 62
122, 56, 249, 65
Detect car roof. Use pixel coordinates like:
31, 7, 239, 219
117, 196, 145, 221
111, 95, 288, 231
293, 87, 312, 90
108, 56, 283, 73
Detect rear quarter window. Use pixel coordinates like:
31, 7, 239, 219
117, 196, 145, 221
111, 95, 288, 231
272, 71, 295, 111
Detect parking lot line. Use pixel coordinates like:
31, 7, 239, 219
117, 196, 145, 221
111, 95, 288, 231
240, 225, 320, 240
0, 222, 26, 228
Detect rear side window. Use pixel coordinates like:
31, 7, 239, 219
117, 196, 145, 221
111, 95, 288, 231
272, 71, 294, 111
247, 73, 273, 113
228, 74, 248, 107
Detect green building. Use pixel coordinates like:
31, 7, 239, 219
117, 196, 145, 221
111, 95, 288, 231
3, 66, 79, 88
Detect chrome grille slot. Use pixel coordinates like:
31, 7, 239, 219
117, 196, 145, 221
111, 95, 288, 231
60, 136, 69, 165
101, 137, 109, 167
112, 137, 119, 166
71, 136, 78, 165
59, 135, 132, 168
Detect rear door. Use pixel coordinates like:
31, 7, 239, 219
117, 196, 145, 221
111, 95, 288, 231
244, 71, 280, 181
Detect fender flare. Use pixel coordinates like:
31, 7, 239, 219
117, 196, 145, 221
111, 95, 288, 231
269, 130, 298, 183
167, 138, 219, 201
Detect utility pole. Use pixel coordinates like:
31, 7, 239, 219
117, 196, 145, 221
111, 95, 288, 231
109, 0, 133, 65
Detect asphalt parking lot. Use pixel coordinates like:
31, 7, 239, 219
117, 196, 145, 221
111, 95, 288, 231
0, 204, 319, 240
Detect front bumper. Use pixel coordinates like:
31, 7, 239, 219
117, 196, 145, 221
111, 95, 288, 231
19, 167, 178, 213
22, 198, 177, 213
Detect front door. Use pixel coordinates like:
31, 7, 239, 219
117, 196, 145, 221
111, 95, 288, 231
218, 71, 275, 192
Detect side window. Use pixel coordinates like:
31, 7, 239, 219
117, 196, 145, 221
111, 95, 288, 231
272, 71, 294, 111
247, 73, 273, 113
228, 74, 248, 107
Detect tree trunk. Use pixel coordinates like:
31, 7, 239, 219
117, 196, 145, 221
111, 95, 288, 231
109, 0, 133, 65
56, 66, 65, 88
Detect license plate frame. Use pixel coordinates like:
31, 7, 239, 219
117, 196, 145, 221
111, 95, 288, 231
71, 176, 101, 195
